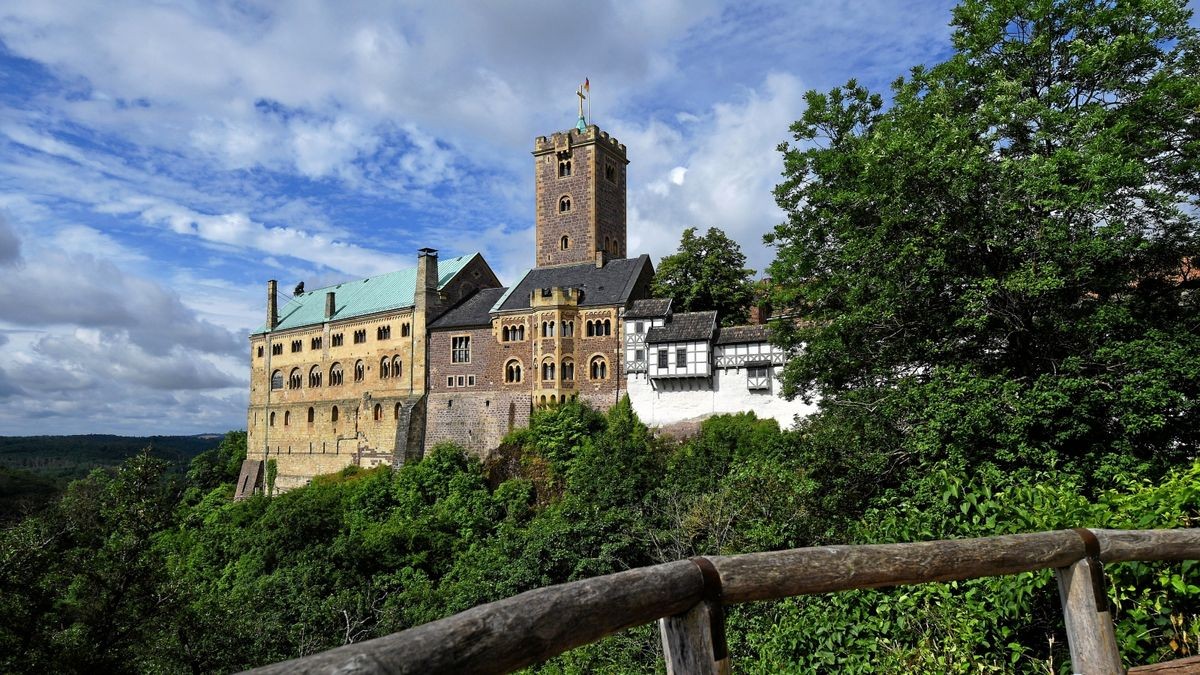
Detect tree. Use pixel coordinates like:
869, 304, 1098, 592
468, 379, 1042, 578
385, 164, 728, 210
653, 227, 756, 325
767, 0, 1200, 478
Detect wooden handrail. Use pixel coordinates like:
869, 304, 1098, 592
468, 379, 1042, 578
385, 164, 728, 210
243, 528, 1200, 675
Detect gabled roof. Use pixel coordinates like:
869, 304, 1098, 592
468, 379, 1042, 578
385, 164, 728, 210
256, 253, 480, 334
625, 297, 672, 319
715, 324, 772, 345
493, 255, 652, 313
646, 310, 717, 344
430, 287, 509, 329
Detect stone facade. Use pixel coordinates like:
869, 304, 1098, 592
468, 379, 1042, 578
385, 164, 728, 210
239, 251, 500, 496
533, 126, 628, 267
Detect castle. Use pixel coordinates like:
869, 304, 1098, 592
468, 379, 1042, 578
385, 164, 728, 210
235, 118, 814, 498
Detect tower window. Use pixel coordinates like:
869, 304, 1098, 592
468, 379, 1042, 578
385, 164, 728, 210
605, 163, 616, 183
505, 360, 523, 383
560, 235, 569, 250
558, 159, 572, 177
589, 356, 608, 380
559, 196, 571, 213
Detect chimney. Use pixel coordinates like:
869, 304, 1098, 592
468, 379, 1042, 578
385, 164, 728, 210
415, 248, 441, 318
266, 280, 278, 330
325, 291, 336, 320
418, 248, 439, 291
595, 248, 607, 269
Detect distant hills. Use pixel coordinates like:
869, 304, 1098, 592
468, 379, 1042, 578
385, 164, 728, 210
0, 433, 226, 523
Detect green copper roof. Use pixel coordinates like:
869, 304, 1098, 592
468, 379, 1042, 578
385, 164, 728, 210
257, 253, 479, 334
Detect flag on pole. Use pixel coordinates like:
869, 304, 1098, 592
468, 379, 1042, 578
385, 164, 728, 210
584, 77, 590, 92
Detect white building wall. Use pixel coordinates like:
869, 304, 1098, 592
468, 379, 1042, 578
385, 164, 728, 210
627, 353, 818, 430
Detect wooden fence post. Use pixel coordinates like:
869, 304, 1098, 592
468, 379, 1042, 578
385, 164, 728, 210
659, 599, 731, 675
1057, 555, 1123, 674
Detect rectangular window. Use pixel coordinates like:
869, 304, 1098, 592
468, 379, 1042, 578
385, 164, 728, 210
331, 333, 343, 347
467, 375, 476, 386
747, 366, 771, 391
452, 336, 470, 363
635, 321, 644, 334
676, 348, 687, 368
635, 349, 644, 362
311, 336, 322, 350
657, 349, 668, 369
457, 376, 465, 387
447, 376, 454, 387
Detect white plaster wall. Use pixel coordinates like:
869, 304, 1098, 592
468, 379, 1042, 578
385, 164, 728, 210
626, 365, 818, 430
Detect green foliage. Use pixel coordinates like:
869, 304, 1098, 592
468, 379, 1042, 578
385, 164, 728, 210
766, 0, 1200, 484
652, 226, 757, 325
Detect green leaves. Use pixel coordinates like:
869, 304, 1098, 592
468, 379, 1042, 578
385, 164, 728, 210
652, 226, 758, 325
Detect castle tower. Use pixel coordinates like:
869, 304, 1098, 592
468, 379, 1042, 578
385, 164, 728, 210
532, 124, 628, 268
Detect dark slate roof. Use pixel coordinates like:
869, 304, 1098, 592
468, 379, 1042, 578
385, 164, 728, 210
646, 311, 717, 344
430, 287, 508, 329
493, 255, 652, 312
625, 297, 672, 319
715, 324, 772, 345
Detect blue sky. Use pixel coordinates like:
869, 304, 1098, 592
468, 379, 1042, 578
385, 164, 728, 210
0, 1, 1186, 435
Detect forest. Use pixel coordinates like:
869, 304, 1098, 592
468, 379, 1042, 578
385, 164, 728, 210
2, 0, 1198, 671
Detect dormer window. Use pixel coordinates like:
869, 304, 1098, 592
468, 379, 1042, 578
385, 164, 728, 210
560, 235, 569, 250
559, 196, 571, 213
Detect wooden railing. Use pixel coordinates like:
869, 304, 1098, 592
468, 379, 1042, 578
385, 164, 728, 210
243, 528, 1200, 675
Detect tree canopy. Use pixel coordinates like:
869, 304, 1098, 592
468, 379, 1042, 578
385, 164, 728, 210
652, 226, 757, 325
767, 0, 1200, 479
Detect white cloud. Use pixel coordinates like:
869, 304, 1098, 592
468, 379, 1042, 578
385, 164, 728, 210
623, 72, 806, 274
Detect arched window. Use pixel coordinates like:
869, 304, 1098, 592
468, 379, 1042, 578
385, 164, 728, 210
559, 195, 571, 213
586, 320, 595, 337
331, 405, 340, 423
560, 235, 569, 250
269, 411, 276, 426
517, 325, 525, 340
505, 360, 523, 383
380, 356, 390, 379
289, 368, 302, 389
284, 410, 291, 426
394, 402, 402, 420
309, 366, 321, 388
590, 356, 607, 380
558, 159, 571, 177
603, 319, 612, 336
373, 403, 382, 421
502, 326, 510, 341
307, 407, 315, 424
542, 359, 555, 381
392, 356, 401, 378
354, 360, 364, 382
605, 236, 611, 252
271, 370, 283, 390
561, 359, 574, 381
329, 363, 343, 386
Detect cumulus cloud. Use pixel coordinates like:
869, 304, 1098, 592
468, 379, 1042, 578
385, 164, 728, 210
622, 72, 806, 273
0, 214, 21, 266
0, 244, 242, 356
